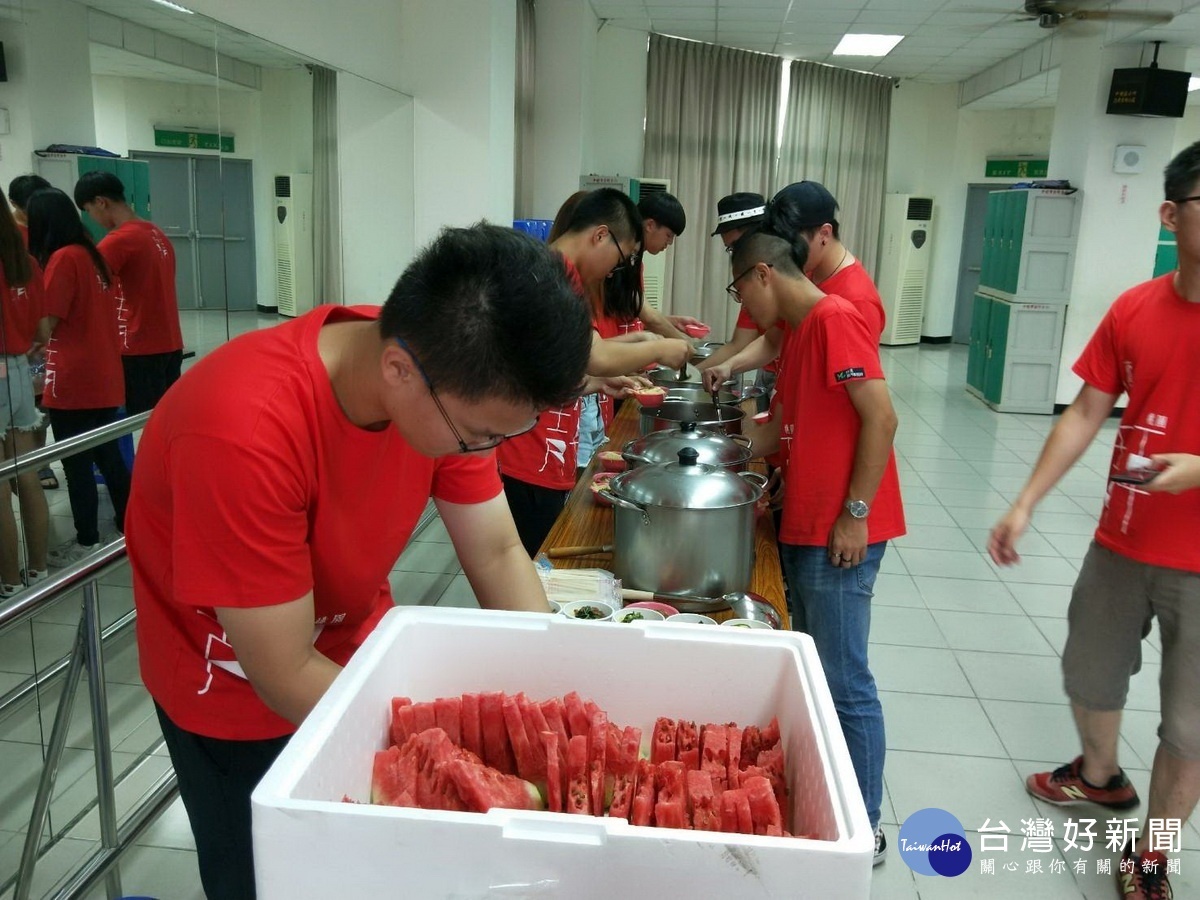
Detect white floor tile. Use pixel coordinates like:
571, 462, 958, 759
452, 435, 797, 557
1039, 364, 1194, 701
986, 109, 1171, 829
870, 606, 948, 649
963, 527, 1060, 558
985, 700, 1145, 768
956, 651, 1066, 704
78, 843, 206, 900
892, 525, 977, 553
885, 751, 1038, 835
881, 691, 1007, 757
435, 574, 480, 609
990, 555, 1081, 587
1030, 512, 1100, 536
933, 610, 1057, 656
903, 504, 959, 528
134, 796, 195, 852
915, 577, 1022, 615
871, 645, 973, 697
1004, 582, 1074, 619
895, 548, 999, 582
945, 506, 1008, 531
393, 540, 462, 575
872, 573, 925, 609
388, 570, 456, 606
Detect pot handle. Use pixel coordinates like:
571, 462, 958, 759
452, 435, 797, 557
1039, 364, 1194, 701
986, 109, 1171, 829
730, 434, 754, 452
606, 489, 652, 524
619, 441, 649, 466
739, 471, 769, 490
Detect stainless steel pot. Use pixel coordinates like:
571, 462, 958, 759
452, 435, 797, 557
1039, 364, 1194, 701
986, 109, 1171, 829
639, 400, 745, 436
647, 364, 705, 388
662, 384, 739, 407
689, 340, 725, 363
622, 421, 753, 472
607, 447, 766, 599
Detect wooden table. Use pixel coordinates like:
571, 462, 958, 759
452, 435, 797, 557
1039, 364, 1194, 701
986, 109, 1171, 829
537, 402, 789, 628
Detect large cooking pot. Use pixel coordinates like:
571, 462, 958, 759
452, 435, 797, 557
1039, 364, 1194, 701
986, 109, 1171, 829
622, 421, 753, 472
689, 340, 725, 364
607, 447, 766, 599
662, 384, 739, 407
639, 400, 745, 436
647, 364, 706, 388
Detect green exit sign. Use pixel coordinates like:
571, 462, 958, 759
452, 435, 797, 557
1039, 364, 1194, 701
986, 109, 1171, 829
154, 128, 235, 153
985, 158, 1048, 178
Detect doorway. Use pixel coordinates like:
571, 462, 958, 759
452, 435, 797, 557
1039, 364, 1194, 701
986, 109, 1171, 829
952, 183, 1013, 345
131, 152, 257, 311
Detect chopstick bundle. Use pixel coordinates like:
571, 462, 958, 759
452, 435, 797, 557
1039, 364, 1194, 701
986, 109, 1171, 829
537, 567, 620, 607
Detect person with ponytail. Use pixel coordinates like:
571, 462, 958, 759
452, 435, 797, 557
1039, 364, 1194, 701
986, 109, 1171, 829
725, 227, 904, 866
702, 180, 885, 393
27, 188, 131, 567
0, 193, 50, 595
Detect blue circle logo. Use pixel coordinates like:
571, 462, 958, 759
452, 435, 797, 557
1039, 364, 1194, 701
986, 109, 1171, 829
898, 808, 972, 877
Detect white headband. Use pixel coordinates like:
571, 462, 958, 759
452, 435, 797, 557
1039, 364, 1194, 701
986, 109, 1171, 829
715, 206, 766, 226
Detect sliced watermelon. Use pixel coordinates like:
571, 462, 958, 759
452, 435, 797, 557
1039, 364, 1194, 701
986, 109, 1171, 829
566, 734, 590, 814
654, 799, 687, 829
756, 746, 788, 811
442, 756, 543, 813
686, 769, 720, 831
719, 787, 754, 833
726, 724, 743, 790
630, 759, 656, 826
502, 694, 539, 783
587, 708, 608, 816
743, 774, 783, 836
700, 725, 729, 792
605, 725, 642, 820
719, 788, 739, 832
653, 760, 689, 830
434, 696, 462, 747
650, 717, 677, 765
479, 692, 515, 775
404, 728, 472, 812
411, 701, 437, 735
760, 716, 781, 751
389, 697, 412, 746
563, 691, 591, 739
460, 692, 483, 759
740, 724, 762, 767
371, 744, 418, 806
675, 719, 699, 770
539, 698, 571, 762
517, 694, 550, 779
391, 703, 417, 748
542, 731, 563, 813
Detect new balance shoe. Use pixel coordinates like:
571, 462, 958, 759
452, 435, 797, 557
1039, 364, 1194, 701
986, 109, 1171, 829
874, 825, 887, 866
1118, 843, 1173, 899
1025, 756, 1139, 809
47, 540, 99, 568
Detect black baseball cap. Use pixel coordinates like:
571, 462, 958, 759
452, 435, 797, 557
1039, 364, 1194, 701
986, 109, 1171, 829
770, 181, 838, 229
711, 192, 766, 236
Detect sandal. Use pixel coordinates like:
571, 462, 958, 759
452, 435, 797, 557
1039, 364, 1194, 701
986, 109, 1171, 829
38, 467, 58, 490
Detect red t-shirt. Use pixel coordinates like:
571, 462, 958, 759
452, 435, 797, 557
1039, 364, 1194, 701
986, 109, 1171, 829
42, 246, 124, 409
822, 260, 885, 340
775, 295, 905, 546
1073, 273, 1200, 573
128, 305, 502, 740
0, 257, 44, 355
98, 220, 183, 355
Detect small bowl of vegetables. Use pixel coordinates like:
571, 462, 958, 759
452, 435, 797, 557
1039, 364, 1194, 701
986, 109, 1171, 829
666, 612, 717, 626
720, 618, 772, 630
558, 600, 615, 622
615, 607, 666, 624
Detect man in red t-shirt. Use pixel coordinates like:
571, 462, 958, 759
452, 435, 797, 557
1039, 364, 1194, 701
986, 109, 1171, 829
728, 230, 904, 867
990, 143, 1200, 900
699, 192, 771, 375
127, 224, 593, 899
75, 171, 184, 414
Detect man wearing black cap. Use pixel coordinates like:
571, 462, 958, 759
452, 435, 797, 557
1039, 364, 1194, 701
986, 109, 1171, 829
698, 192, 778, 375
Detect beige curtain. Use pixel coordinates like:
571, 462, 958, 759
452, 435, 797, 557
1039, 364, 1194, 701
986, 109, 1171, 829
312, 65, 342, 304
644, 35, 782, 334
514, 0, 536, 218
778, 61, 892, 277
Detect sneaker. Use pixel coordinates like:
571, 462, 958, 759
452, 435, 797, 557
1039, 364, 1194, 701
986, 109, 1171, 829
0, 582, 22, 599
874, 825, 887, 866
21, 568, 48, 586
46, 540, 99, 568
1118, 843, 1173, 899
1025, 756, 1139, 809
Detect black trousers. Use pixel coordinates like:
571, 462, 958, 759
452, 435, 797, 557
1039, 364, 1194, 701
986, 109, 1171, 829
155, 704, 290, 900
502, 474, 569, 557
46, 407, 131, 545
122, 350, 183, 415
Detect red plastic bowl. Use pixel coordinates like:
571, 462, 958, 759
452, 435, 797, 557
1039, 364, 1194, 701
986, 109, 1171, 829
598, 450, 627, 473
683, 323, 711, 339
632, 387, 667, 408
591, 472, 616, 507
624, 600, 679, 618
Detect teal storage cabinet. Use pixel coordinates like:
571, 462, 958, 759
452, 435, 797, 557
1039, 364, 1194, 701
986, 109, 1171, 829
967, 187, 1081, 414
34, 153, 152, 242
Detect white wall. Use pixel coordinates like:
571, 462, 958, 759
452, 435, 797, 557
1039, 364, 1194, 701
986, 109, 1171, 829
589, 26, 647, 181
0, 20, 39, 194
25, 0, 95, 149
337, 74, 414, 305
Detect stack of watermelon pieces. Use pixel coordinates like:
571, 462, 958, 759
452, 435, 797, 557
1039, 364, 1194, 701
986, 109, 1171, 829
371, 691, 793, 837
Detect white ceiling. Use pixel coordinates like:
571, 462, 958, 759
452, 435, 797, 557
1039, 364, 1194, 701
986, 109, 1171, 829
589, 0, 1200, 92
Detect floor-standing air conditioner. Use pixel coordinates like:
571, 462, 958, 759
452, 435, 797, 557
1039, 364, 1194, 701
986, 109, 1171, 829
275, 174, 314, 317
579, 175, 671, 311
877, 194, 934, 345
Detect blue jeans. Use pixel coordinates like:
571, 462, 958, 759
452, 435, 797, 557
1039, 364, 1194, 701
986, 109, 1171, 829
780, 541, 887, 830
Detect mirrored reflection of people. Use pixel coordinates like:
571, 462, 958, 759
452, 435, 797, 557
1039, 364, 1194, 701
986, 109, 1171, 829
0, 194, 50, 594
989, 143, 1200, 900
8, 174, 58, 491
74, 171, 184, 415
127, 224, 593, 900
633, 191, 703, 340
27, 188, 131, 568
497, 189, 689, 555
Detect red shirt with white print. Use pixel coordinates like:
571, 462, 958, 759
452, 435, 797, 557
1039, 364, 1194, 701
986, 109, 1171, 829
128, 305, 502, 740
98, 219, 183, 355
775, 295, 905, 546
1073, 273, 1200, 573
0, 256, 44, 355
41, 246, 124, 409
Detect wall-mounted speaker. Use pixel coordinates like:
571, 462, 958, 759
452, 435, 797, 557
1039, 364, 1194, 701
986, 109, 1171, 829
1113, 145, 1146, 175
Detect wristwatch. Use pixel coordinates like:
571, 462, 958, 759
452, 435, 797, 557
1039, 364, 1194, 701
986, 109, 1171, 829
845, 499, 870, 519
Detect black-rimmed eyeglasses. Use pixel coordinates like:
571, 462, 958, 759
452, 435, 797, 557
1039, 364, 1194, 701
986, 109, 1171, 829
725, 263, 771, 303
608, 231, 638, 274
394, 337, 539, 453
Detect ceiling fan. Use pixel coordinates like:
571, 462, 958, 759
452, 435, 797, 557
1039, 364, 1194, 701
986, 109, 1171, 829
1014, 1, 1175, 29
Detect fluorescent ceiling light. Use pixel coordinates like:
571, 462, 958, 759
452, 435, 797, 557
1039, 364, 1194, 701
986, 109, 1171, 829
149, 0, 194, 13
1190, 76, 1200, 92
832, 34, 904, 57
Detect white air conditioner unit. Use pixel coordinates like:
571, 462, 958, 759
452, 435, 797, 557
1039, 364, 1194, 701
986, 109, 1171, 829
579, 175, 672, 311
274, 174, 314, 317
877, 194, 934, 346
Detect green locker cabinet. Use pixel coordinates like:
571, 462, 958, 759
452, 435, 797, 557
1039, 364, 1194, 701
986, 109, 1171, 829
35, 154, 151, 243
982, 300, 1010, 405
966, 292, 992, 395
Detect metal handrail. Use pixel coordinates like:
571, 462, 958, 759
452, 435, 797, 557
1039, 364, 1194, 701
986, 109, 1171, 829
0, 410, 149, 481
0, 538, 127, 632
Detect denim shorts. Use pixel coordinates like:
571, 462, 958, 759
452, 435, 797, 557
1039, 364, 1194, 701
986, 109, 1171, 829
0, 355, 42, 438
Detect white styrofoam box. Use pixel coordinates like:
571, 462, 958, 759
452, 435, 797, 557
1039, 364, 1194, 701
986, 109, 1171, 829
252, 607, 872, 899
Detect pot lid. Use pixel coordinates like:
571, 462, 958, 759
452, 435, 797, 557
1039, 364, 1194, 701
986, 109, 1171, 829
609, 447, 761, 509
622, 422, 752, 468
